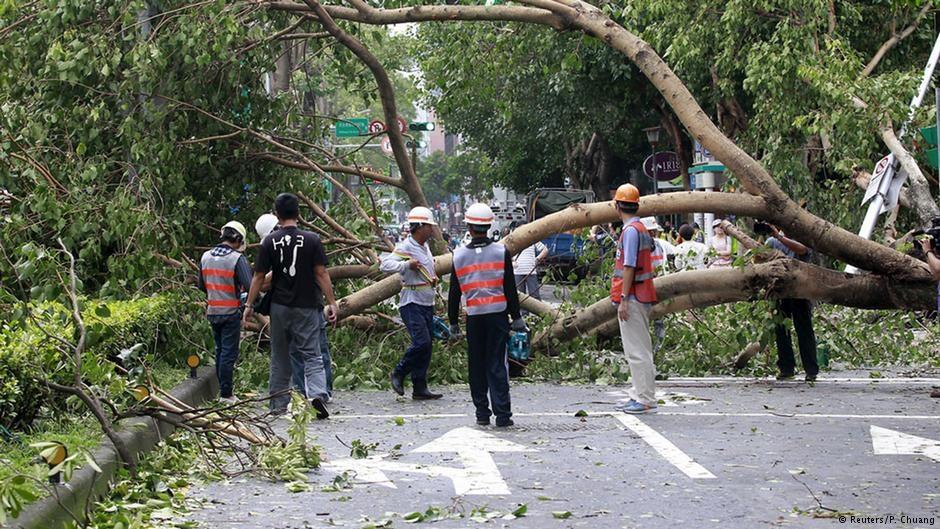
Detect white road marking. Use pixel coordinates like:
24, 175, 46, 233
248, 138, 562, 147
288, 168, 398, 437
612, 412, 716, 480
324, 427, 534, 495
658, 376, 940, 385
336, 411, 940, 420
871, 425, 940, 462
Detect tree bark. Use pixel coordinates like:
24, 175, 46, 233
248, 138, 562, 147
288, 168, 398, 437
535, 258, 935, 346
880, 124, 940, 225
272, 0, 932, 280
337, 192, 769, 318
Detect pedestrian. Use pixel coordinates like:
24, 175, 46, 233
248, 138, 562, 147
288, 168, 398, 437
255, 213, 334, 402
610, 185, 658, 414
673, 224, 708, 271
708, 219, 734, 268
448, 203, 525, 427
757, 222, 819, 382
380, 206, 444, 400
198, 220, 253, 404
641, 217, 673, 352
510, 222, 548, 306
244, 193, 338, 418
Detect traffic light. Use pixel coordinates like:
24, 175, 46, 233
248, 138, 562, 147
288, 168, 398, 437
408, 122, 436, 132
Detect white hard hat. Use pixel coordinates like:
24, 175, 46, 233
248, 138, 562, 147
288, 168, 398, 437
221, 220, 247, 241
465, 203, 495, 226
406, 206, 438, 226
255, 213, 278, 239
641, 216, 662, 231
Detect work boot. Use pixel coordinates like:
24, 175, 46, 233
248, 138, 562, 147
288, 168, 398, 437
389, 371, 404, 396
412, 382, 443, 400
310, 398, 329, 420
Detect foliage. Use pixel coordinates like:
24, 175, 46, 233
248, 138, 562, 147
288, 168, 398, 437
0, 292, 208, 430
415, 22, 657, 194
418, 149, 495, 205
415, 0, 939, 237
256, 394, 322, 483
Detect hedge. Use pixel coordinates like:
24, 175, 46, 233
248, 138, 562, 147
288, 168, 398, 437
0, 294, 209, 430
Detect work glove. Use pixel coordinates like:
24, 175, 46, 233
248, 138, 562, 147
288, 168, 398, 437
511, 318, 528, 332
449, 324, 462, 340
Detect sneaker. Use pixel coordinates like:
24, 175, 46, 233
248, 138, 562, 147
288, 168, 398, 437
805, 373, 818, 382
495, 418, 514, 427
621, 401, 657, 414
219, 396, 239, 405
615, 399, 638, 411
310, 398, 330, 420
389, 371, 405, 396
476, 418, 490, 426
776, 372, 795, 381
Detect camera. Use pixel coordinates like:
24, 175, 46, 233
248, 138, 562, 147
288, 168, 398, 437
913, 216, 940, 253
753, 221, 773, 236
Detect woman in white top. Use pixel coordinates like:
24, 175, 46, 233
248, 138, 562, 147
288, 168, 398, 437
708, 219, 733, 268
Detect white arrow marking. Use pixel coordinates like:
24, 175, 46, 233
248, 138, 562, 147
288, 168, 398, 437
413, 427, 533, 495
613, 413, 716, 479
871, 425, 940, 462
324, 427, 534, 496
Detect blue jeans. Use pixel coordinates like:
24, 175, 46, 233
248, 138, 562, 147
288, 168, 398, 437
210, 316, 241, 399
291, 310, 332, 398
396, 303, 434, 388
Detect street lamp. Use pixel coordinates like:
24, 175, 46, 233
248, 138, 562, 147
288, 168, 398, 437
643, 126, 662, 195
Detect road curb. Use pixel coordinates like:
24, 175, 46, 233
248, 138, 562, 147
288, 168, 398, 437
9, 367, 219, 529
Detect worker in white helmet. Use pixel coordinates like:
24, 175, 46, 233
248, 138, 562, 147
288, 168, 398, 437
197, 220, 253, 404
380, 206, 443, 400
448, 203, 526, 427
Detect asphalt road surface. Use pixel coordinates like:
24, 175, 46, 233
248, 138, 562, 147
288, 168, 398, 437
186, 378, 940, 529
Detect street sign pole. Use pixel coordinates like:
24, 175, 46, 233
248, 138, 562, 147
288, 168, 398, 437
846, 32, 940, 274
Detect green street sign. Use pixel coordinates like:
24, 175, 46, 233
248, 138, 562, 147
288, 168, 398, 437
920, 126, 938, 146
336, 118, 368, 138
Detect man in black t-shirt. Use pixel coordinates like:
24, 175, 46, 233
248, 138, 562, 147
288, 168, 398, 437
245, 193, 338, 418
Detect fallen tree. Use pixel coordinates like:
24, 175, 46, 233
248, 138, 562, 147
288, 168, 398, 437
534, 257, 935, 347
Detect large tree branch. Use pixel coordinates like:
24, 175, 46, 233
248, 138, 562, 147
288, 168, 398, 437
303, 0, 431, 211
266, 1, 571, 30
278, 0, 931, 280
880, 123, 940, 225
337, 192, 769, 319
536, 258, 936, 345
860, 3, 932, 79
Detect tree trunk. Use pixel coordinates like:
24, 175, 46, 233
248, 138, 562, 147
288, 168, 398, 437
534, 258, 935, 346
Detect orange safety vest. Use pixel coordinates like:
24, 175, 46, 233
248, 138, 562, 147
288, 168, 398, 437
454, 242, 508, 316
610, 219, 657, 304
200, 248, 243, 316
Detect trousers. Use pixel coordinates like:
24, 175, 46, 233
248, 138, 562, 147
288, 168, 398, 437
210, 316, 241, 399
396, 303, 434, 389
775, 298, 818, 377
466, 312, 512, 423
617, 300, 656, 405
269, 303, 326, 411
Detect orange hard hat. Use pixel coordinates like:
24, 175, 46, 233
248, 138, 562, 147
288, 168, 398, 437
614, 184, 640, 204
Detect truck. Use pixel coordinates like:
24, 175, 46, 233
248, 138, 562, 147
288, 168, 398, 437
526, 188, 596, 280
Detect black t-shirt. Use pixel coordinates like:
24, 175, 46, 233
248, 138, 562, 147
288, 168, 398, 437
255, 226, 328, 308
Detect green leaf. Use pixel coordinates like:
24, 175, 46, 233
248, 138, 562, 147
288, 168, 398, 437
94, 304, 111, 318
511, 504, 528, 517
574, 410, 588, 417
84, 452, 102, 473
552, 511, 572, 519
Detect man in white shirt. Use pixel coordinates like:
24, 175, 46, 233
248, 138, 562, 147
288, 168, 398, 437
673, 223, 708, 271
510, 222, 549, 304
380, 207, 442, 400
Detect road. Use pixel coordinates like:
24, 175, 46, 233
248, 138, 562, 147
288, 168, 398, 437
185, 378, 940, 528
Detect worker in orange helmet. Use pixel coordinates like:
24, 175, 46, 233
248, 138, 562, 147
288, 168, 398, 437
609, 184, 658, 414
